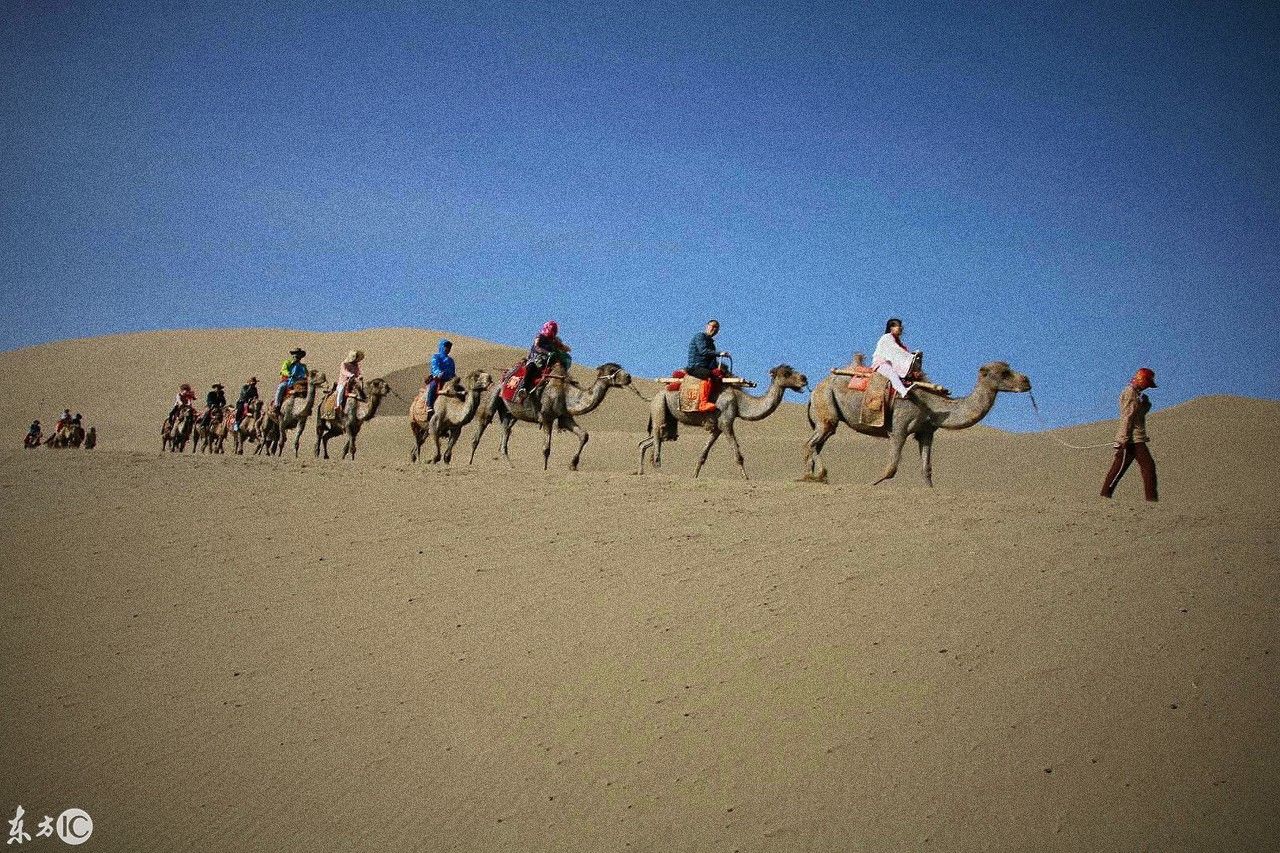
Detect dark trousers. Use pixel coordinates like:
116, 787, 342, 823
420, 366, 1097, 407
1101, 441, 1158, 501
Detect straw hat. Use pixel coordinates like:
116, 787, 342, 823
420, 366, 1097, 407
345, 349, 365, 363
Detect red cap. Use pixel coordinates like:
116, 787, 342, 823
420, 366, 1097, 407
541, 320, 558, 337
1134, 367, 1157, 389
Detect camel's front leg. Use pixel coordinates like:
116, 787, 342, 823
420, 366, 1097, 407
541, 421, 554, 470
498, 415, 516, 466
872, 426, 910, 485
442, 428, 460, 465
722, 418, 749, 480
693, 426, 721, 478
564, 417, 589, 471
467, 407, 493, 465
916, 429, 935, 487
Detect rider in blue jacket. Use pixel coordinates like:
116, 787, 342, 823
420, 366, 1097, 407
425, 339, 456, 412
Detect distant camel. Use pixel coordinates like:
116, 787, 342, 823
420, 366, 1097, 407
194, 406, 228, 454
409, 370, 494, 464
637, 365, 808, 479
314, 377, 391, 460
263, 369, 326, 458
46, 422, 86, 449
803, 361, 1031, 486
231, 400, 263, 455
162, 407, 196, 453
469, 362, 632, 470
84, 427, 96, 450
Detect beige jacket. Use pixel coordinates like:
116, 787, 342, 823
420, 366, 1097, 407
1116, 385, 1151, 444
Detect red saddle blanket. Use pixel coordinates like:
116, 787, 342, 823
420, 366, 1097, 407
499, 362, 551, 403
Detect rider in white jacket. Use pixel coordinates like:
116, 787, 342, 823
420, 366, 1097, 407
871, 318, 917, 398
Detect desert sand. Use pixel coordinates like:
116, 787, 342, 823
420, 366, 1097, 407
1, 328, 1277, 851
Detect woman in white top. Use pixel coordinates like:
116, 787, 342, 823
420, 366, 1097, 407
871, 318, 916, 398
335, 350, 364, 412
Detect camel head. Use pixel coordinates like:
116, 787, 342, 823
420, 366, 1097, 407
309, 369, 328, 386
464, 370, 494, 392
596, 362, 632, 388
366, 377, 391, 398
769, 364, 809, 392
978, 361, 1031, 393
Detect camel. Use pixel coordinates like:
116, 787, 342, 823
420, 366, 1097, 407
409, 370, 494, 464
314, 377, 391, 460
803, 361, 1031, 486
637, 365, 809, 479
468, 362, 632, 470
262, 369, 327, 458
84, 427, 96, 450
194, 406, 228, 454
162, 407, 196, 453
47, 422, 86, 449
231, 401, 264, 455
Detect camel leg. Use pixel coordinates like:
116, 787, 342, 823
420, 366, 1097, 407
803, 420, 837, 483
872, 427, 910, 485
541, 421, 554, 470
693, 426, 721, 478
442, 429, 459, 465
917, 430, 935, 487
468, 411, 492, 465
431, 425, 443, 464
497, 415, 516, 466
636, 433, 655, 474
722, 418, 749, 481
564, 418, 589, 471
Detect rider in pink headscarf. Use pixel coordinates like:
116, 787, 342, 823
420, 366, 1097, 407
518, 321, 572, 400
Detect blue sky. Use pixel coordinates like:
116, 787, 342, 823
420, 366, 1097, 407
3, 1, 1277, 428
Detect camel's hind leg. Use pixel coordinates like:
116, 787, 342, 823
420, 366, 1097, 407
497, 414, 517, 467
468, 402, 499, 465
803, 420, 837, 483
693, 426, 721, 478
541, 421, 554, 470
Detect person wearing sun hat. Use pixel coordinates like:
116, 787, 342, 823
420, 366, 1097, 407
273, 348, 308, 412
1101, 367, 1159, 502
200, 383, 227, 429
335, 349, 365, 413
234, 377, 260, 430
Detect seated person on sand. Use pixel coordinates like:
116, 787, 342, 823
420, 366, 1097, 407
686, 319, 730, 412
25, 420, 42, 447
334, 350, 365, 412
272, 348, 308, 412
424, 339, 456, 414
871, 317, 919, 399
518, 321, 571, 401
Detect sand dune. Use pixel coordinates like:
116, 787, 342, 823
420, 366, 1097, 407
1, 328, 1276, 850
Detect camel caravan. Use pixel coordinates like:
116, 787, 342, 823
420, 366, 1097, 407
25, 411, 96, 450
130, 315, 1032, 485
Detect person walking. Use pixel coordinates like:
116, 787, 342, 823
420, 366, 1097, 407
1101, 367, 1159, 502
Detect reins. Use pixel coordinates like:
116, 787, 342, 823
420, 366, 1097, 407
1026, 392, 1115, 450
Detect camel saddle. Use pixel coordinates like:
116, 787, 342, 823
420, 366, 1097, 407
859, 372, 894, 429
284, 378, 309, 398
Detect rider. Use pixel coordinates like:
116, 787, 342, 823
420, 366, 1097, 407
871, 317, 918, 399
168, 384, 197, 425
518, 321, 571, 400
201, 384, 227, 427
273, 348, 308, 412
334, 350, 364, 412
54, 409, 72, 432
25, 420, 41, 447
425, 339, 456, 414
234, 377, 259, 429
686, 319, 729, 412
